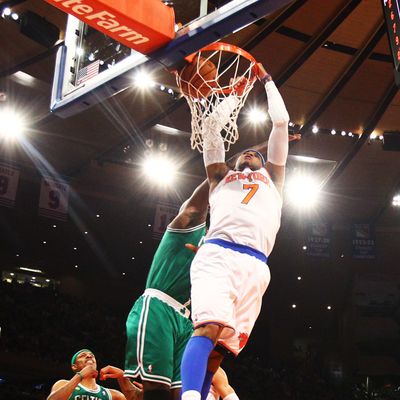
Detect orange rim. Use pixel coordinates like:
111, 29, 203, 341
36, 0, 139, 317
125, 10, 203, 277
182, 42, 258, 97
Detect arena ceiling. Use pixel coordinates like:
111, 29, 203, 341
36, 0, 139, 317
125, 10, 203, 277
0, 0, 399, 309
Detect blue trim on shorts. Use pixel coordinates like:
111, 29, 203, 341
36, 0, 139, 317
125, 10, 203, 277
205, 238, 268, 263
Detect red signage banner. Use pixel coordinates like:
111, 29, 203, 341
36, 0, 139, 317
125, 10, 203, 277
45, 0, 175, 54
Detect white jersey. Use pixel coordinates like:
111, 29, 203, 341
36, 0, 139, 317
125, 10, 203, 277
206, 167, 282, 256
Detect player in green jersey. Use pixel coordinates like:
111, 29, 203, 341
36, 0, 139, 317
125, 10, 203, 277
47, 349, 141, 400
124, 180, 209, 400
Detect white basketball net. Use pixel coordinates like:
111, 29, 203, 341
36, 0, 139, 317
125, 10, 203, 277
176, 44, 257, 152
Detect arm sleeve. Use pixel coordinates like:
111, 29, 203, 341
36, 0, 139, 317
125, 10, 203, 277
202, 96, 239, 167
265, 81, 290, 166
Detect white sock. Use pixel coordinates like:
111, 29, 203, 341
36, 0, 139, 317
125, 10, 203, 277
182, 390, 201, 400
223, 393, 239, 400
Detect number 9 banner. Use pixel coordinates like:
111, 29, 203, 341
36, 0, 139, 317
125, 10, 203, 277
0, 164, 20, 208
39, 178, 70, 221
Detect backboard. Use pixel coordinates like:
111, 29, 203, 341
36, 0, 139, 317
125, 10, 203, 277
50, 0, 294, 118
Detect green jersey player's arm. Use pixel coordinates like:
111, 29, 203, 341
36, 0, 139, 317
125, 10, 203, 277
168, 180, 209, 230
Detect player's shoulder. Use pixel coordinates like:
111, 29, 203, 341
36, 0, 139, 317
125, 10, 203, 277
50, 379, 69, 391
109, 388, 126, 400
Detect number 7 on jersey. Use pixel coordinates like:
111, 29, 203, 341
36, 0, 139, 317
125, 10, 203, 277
241, 183, 259, 204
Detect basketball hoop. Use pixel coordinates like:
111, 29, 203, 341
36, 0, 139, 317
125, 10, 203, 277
176, 42, 258, 152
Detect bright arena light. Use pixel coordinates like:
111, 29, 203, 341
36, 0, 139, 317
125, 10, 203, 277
392, 194, 400, 207
133, 70, 155, 89
312, 125, 319, 133
2, 7, 11, 17
0, 108, 26, 141
142, 155, 176, 185
247, 107, 268, 124
286, 174, 321, 209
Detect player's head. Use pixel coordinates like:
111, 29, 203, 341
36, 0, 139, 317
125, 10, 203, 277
71, 349, 96, 372
235, 149, 265, 171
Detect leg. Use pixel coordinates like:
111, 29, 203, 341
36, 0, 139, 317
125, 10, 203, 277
180, 324, 223, 400
183, 245, 237, 400
125, 297, 177, 393
200, 348, 225, 400
143, 382, 170, 400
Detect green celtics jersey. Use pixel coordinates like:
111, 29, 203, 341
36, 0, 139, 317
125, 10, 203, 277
69, 383, 111, 400
145, 223, 206, 304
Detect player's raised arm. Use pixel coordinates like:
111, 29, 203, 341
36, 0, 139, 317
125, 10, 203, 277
258, 64, 290, 196
169, 179, 209, 230
47, 364, 98, 400
100, 365, 142, 400
201, 97, 239, 189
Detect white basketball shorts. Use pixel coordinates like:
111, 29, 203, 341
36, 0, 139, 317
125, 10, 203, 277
190, 242, 270, 355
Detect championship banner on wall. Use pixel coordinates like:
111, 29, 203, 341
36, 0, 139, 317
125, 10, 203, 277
352, 223, 376, 259
0, 163, 20, 208
306, 222, 331, 258
38, 178, 70, 221
152, 202, 179, 240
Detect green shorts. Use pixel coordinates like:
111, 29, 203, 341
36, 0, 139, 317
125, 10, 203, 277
124, 292, 193, 388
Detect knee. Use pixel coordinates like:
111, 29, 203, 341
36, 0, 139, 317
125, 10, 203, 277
193, 323, 222, 344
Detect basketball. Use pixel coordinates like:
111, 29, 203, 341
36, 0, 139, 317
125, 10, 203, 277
179, 56, 218, 98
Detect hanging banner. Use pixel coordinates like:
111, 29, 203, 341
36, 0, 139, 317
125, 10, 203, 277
38, 178, 70, 221
152, 202, 179, 240
352, 223, 375, 259
0, 164, 20, 208
306, 222, 331, 258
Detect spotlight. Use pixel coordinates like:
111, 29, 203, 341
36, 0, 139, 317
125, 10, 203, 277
330, 129, 336, 135
2, 7, 11, 18
286, 175, 321, 209
0, 108, 26, 141
312, 125, 319, 134
142, 154, 176, 186
133, 70, 155, 89
370, 132, 377, 139
11, 12, 18, 21
341, 130, 346, 136
76, 47, 84, 57
392, 194, 400, 207
247, 107, 268, 124
327, 305, 332, 310
292, 304, 297, 309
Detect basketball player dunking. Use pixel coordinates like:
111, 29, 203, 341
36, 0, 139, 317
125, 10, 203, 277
180, 64, 290, 400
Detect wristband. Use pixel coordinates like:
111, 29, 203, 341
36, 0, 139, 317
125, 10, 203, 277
260, 73, 272, 84
76, 372, 83, 381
